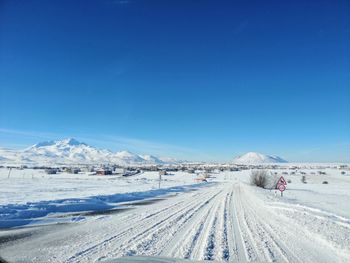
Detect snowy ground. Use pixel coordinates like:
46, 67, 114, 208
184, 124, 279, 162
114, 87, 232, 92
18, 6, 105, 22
0, 169, 205, 205
0, 167, 349, 262
0, 169, 206, 228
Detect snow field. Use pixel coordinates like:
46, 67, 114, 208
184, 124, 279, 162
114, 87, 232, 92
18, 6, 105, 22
0, 167, 349, 262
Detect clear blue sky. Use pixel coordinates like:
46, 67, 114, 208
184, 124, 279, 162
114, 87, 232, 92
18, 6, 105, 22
0, 0, 349, 162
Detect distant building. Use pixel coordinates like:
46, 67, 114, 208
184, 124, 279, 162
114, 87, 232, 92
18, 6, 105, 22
114, 168, 125, 174
45, 168, 57, 174
194, 177, 207, 182
96, 169, 113, 175
81, 166, 94, 173
159, 170, 167, 176
165, 167, 178, 172
66, 167, 81, 174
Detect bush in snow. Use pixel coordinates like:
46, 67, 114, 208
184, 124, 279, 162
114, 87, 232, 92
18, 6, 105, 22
287, 179, 292, 183
250, 170, 277, 189
341, 171, 346, 175
322, 181, 328, 184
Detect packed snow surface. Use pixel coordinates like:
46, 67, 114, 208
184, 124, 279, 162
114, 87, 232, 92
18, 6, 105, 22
0, 166, 349, 263
233, 152, 288, 164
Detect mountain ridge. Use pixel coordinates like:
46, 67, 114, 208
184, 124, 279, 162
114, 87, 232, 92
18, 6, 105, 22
0, 138, 175, 166
232, 152, 288, 164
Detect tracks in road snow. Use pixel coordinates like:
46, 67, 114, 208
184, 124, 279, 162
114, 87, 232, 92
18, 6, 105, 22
1, 181, 349, 263
66, 186, 225, 262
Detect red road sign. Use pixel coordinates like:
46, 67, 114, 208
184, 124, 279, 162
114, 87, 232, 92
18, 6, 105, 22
277, 176, 287, 185
278, 184, 286, 192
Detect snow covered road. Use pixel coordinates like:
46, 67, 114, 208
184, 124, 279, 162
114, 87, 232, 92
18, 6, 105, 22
1, 175, 349, 263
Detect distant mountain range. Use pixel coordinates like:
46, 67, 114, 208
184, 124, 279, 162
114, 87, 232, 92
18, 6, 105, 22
0, 138, 179, 166
0, 139, 288, 166
232, 152, 288, 164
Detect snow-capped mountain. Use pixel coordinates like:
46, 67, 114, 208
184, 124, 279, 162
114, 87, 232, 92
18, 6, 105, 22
0, 138, 173, 165
22, 138, 113, 164
158, 156, 188, 164
114, 151, 150, 164
232, 152, 288, 164
139, 154, 164, 164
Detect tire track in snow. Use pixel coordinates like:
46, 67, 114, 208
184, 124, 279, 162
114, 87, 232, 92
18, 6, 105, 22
190, 187, 227, 261
159, 188, 223, 258
2, 176, 349, 263
269, 205, 350, 259
220, 192, 230, 261
203, 215, 218, 260
66, 189, 217, 262
117, 189, 224, 257
232, 184, 259, 261
238, 185, 302, 262
67, 185, 224, 262
228, 185, 249, 262
238, 184, 344, 263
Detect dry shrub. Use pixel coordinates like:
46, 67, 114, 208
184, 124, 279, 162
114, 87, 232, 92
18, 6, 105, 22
250, 170, 270, 188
